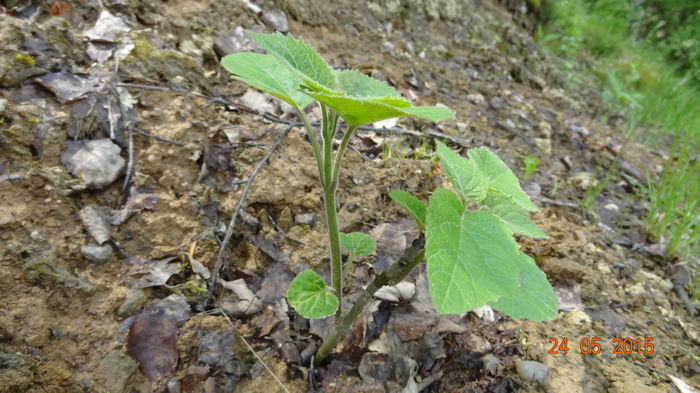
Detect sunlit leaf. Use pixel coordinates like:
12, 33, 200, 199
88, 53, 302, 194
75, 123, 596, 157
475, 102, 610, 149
435, 141, 489, 202
389, 190, 427, 232
221, 53, 314, 108
490, 253, 558, 321
340, 232, 376, 257
248, 32, 337, 92
426, 189, 521, 314
481, 191, 547, 238
468, 147, 538, 211
287, 270, 339, 318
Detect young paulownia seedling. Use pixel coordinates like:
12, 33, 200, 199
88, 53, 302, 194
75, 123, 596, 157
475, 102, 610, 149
221, 32, 557, 365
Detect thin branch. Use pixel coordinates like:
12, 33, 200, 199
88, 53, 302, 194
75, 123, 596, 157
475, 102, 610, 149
121, 126, 134, 193
315, 235, 426, 365
219, 308, 292, 393
133, 127, 186, 146
204, 126, 292, 308
535, 196, 580, 209
267, 213, 305, 245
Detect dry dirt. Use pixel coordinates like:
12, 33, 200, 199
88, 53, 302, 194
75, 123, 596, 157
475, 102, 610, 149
0, 0, 697, 392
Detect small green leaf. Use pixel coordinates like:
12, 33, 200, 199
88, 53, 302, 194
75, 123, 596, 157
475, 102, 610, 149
389, 190, 426, 232
337, 70, 410, 107
468, 147, 538, 211
287, 270, 339, 318
304, 90, 454, 126
481, 191, 547, 238
339, 232, 376, 257
248, 32, 337, 92
303, 70, 453, 126
221, 53, 314, 109
435, 141, 489, 202
490, 253, 558, 321
426, 189, 521, 314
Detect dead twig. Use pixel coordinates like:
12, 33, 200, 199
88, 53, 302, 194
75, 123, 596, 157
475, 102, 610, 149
204, 126, 292, 308
219, 308, 292, 393
535, 196, 580, 209
267, 213, 305, 245
121, 125, 134, 193
133, 127, 185, 146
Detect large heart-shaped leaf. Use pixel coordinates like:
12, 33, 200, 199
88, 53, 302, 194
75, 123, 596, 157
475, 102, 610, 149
426, 188, 521, 314
304, 70, 453, 126
481, 191, 547, 238
490, 253, 558, 321
468, 147, 538, 211
389, 190, 427, 232
340, 232, 376, 257
287, 270, 339, 319
435, 141, 489, 202
221, 53, 314, 109
248, 32, 337, 92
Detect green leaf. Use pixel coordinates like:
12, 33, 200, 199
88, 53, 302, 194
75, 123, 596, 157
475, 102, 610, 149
389, 190, 427, 232
248, 32, 337, 92
490, 253, 558, 321
221, 53, 314, 109
337, 70, 410, 107
287, 270, 339, 318
303, 70, 453, 126
426, 189, 521, 314
481, 191, 547, 238
435, 141, 489, 202
468, 147, 538, 211
339, 232, 376, 257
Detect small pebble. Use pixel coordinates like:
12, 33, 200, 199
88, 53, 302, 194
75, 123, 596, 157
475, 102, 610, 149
81, 242, 112, 263
515, 360, 548, 382
294, 213, 316, 226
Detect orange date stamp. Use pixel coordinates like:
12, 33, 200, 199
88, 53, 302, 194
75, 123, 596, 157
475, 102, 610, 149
548, 337, 655, 355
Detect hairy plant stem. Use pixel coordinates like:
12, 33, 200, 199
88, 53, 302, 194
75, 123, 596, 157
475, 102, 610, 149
315, 235, 426, 365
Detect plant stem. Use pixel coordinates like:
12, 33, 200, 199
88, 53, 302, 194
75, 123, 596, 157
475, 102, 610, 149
323, 180, 343, 318
314, 235, 426, 365
331, 126, 357, 188
297, 108, 325, 188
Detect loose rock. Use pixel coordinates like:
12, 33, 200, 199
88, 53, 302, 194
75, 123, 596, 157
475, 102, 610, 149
61, 139, 125, 189
81, 242, 112, 263
516, 360, 548, 382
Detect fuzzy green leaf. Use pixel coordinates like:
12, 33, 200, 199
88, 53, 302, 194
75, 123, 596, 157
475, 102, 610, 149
435, 141, 489, 202
221, 53, 314, 109
248, 32, 337, 92
337, 70, 410, 107
303, 70, 453, 126
426, 189, 521, 314
468, 147, 538, 211
389, 190, 427, 232
287, 270, 339, 319
490, 253, 558, 321
340, 232, 376, 257
481, 191, 547, 238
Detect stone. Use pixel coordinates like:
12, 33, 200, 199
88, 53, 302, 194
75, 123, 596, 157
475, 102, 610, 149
0, 98, 6, 114
239, 89, 276, 114
516, 360, 548, 382
294, 213, 316, 226
96, 350, 138, 393
213, 26, 260, 56
118, 289, 148, 317
61, 139, 125, 190
262, 9, 288, 32
535, 137, 552, 156
81, 242, 112, 263
489, 96, 506, 109
467, 93, 485, 105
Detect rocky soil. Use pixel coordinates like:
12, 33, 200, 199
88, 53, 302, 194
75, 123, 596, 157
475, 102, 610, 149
0, 0, 698, 392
